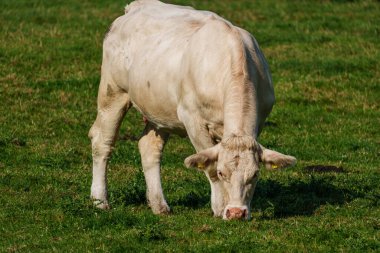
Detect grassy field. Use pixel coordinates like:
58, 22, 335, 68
1, 0, 379, 251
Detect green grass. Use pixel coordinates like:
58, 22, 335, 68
1, 0, 379, 251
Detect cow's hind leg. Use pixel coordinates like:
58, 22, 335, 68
138, 123, 170, 214
89, 79, 131, 209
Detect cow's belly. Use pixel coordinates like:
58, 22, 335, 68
129, 85, 185, 132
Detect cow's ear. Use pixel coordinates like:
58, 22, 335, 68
184, 144, 220, 170
259, 146, 296, 170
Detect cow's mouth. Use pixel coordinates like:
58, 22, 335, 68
225, 207, 249, 220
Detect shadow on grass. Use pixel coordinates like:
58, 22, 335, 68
171, 189, 210, 209
111, 186, 210, 212
110, 169, 363, 218
113, 179, 210, 210
253, 176, 362, 218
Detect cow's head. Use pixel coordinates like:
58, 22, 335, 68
184, 135, 296, 220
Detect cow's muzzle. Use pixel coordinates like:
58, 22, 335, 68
225, 207, 248, 220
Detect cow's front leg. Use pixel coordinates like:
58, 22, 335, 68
89, 80, 131, 209
185, 155, 227, 217
179, 109, 227, 217
205, 169, 227, 217
138, 123, 170, 214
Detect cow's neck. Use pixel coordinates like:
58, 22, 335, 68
223, 83, 257, 138
220, 32, 258, 140
223, 69, 257, 139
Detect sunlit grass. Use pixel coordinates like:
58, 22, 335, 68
1, 0, 379, 252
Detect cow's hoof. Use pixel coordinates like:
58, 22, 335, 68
151, 203, 171, 215
93, 200, 110, 210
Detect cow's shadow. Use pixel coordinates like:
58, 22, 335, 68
251, 176, 361, 218
118, 169, 362, 218
168, 173, 363, 218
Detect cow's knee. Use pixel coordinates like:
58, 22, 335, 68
89, 120, 112, 209
89, 116, 116, 157
89, 122, 100, 149
138, 127, 170, 214
138, 131, 164, 168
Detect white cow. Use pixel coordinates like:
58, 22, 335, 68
89, 0, 296, 220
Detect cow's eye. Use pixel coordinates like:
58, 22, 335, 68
217, 170, 230, 182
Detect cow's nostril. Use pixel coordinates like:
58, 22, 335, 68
242, 209, 247, 218
226, 209, 231, 219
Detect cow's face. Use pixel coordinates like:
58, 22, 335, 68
216, 137, 260, 220
184, 136, 260, 220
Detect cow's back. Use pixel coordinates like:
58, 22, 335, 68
102, 0, 274, 134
